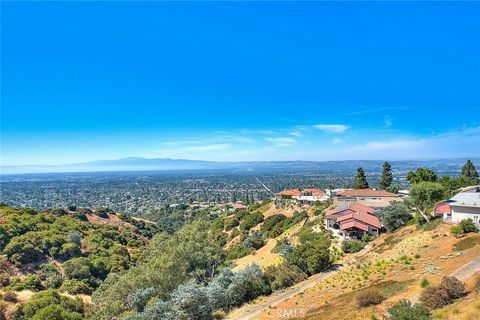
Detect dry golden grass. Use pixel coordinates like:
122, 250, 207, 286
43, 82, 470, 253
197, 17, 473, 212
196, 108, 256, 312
237, 222, 480, 320
232, 239, 283, 271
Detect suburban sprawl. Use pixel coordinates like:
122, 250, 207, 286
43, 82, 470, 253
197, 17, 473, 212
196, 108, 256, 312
0, 159, 479, 320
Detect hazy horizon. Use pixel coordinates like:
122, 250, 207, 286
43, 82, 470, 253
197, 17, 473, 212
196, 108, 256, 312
2, 156, 479, 175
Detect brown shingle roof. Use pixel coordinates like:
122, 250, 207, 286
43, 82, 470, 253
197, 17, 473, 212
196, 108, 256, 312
326, 202, 374, 216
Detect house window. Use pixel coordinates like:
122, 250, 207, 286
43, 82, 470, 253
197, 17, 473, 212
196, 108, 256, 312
371, 228, 377, 232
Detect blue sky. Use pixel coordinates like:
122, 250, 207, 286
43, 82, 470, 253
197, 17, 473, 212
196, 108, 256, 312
2, 2, 479, 165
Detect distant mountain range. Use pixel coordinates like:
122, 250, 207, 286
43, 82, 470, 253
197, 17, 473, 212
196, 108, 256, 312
2, 157, 479, 175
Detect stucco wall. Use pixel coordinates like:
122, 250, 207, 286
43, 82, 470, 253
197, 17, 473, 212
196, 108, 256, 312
451, 205, 480, 227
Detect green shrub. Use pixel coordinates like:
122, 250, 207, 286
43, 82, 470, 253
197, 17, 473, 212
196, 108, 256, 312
298, 228, 327, 244
13, 289, 84, 320
10, 274, 44, 291
450, 225, 463, 238
418, 218, 442, 231
261, 214, 288, 237
226, 243, 254, 260
62, 258, 92, 281
286, 239, 331, 275
378, 202, 412, 232
239, 213, 264, 231
361, 234, 374, 242
58, 242, 82, 260
264, 263, 307, 291
341, 239, 366, 253
243, 232, 265, 250
3, 234, 45, 265
420, 277, 430, 288
60, 279, 93, 295
458, 218, 478, 233
388, 300, 430, 320
37, 264, 63, 289
355, 288, 384, 307
224, 218, 239, 231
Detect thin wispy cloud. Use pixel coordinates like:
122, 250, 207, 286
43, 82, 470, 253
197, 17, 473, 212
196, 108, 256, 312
183, 144, 231, 152
384, 116, 393, 128
265, 137, 296, 147
313, 124, 349, 133
162, 139, 204, 146
333, 138, 343, 144
346, 106, 413, 116
289, 131, 303, 137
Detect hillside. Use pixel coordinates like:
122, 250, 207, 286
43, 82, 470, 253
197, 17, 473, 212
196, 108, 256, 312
2, 157, 477, 174
0, 204, 158, 319
227, 222, 480, 320
2, 194, 479, 320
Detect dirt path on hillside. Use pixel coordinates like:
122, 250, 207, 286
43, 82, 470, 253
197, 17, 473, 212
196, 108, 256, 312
227, 246, 372, 320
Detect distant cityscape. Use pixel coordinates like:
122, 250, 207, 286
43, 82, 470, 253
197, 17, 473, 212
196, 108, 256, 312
0, 158, 468, 216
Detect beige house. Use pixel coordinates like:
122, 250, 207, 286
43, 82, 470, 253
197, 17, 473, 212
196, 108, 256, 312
335, 189, 401, 208
325, 202, 381, 238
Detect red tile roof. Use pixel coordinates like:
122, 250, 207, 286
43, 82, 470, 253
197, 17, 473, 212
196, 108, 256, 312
276, 189, 302, 196
276, 188, 326, 197
336, 211, 381, 229
435, 203, 451, 215
336, 189, 398, 198
326, 202, 381, 229
340, 220, 369, 232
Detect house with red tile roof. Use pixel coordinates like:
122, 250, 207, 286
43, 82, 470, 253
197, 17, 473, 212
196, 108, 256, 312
275, 188, 329, 203
325, 202, 381, 238
434, 202, 452, 222
335, 189, 401, 208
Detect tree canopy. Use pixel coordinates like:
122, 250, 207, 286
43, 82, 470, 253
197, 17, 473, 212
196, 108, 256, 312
378, 202, 412, 231
352, 167, 369, 189
380, 162, 393, 190
461, 160, 478, 179
406, 168, 438, 184
409, 182, 445, 222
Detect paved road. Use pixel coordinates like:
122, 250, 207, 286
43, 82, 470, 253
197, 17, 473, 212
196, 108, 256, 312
450, 256, 480, 280
228, 247, 371, 320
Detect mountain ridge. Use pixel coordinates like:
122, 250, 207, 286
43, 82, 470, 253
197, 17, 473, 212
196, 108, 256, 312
2, 157, 479, 175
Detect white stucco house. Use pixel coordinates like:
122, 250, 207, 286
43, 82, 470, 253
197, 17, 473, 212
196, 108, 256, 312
275, 188, 329, 203
446, 186, 480, 228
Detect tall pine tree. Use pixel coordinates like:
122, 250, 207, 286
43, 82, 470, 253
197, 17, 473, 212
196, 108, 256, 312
461, 160, 479, 178
352, 167, 369, 189
380, 161, 393, 190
